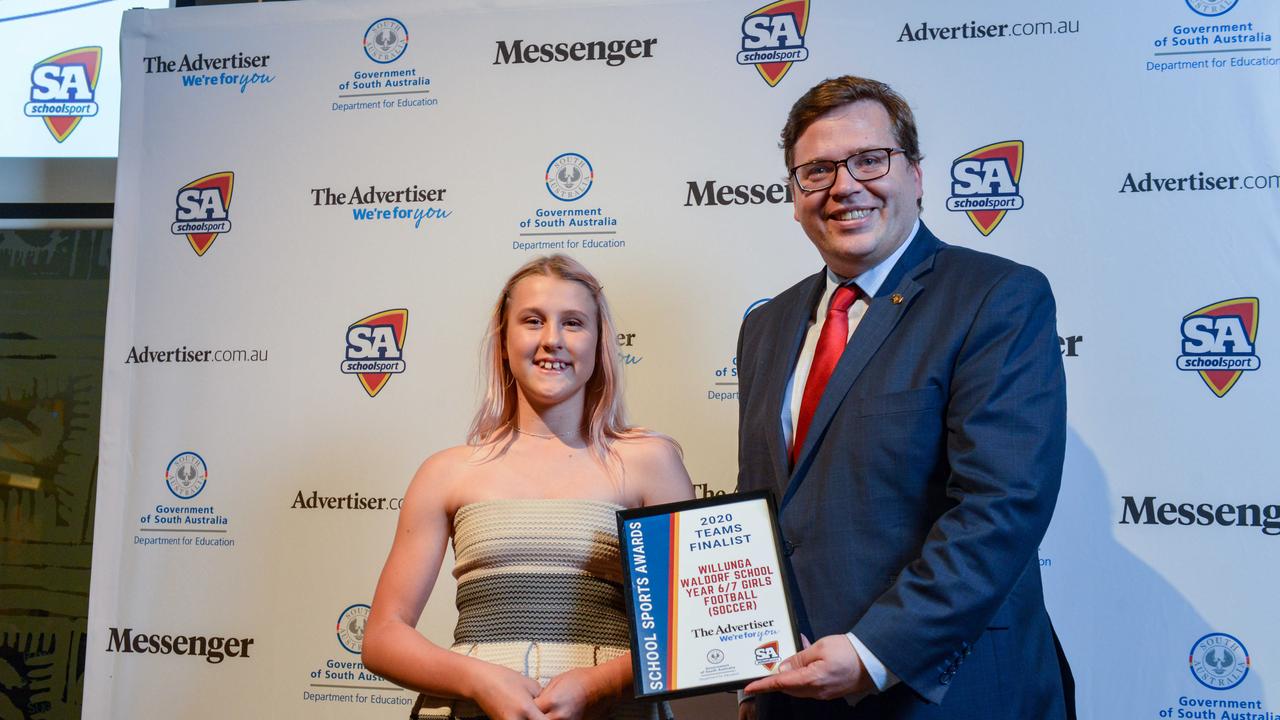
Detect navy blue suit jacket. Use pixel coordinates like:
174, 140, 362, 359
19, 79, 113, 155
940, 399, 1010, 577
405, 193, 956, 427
736, 225, 1073, 719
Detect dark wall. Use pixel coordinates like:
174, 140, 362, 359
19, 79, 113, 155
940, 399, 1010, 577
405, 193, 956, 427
0, 228, 110, 719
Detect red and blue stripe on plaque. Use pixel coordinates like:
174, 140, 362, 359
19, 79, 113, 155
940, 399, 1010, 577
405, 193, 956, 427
624, 513, 680, 694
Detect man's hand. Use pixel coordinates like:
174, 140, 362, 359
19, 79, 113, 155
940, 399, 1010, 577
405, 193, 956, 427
742, 634, 874, 701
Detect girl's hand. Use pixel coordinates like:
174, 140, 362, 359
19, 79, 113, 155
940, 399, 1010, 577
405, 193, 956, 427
470, 665, 550, 720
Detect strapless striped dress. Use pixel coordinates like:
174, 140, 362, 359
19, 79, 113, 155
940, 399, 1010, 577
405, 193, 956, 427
411, 499, 673, 720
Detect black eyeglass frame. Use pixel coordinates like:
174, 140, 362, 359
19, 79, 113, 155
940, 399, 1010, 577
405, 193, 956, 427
789, 148, 907, 191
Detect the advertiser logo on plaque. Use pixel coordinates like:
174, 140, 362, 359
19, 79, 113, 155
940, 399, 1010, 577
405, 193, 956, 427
617, 490, 800, 700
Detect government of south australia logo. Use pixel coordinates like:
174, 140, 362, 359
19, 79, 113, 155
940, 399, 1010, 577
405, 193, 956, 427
336, 604, 371, 654
364, 18, 408, 64
342, 309, 408, 397
172, 172, 234, 256
946, 140, 1024, 236
1190, 633, 1250, 690
1177, 297, 1260, 397
737, 0, 810, 87
1186, 0, 1238, 17
25, 46, 102, 143
165, 451, 208, 500
546, 153, 593, 201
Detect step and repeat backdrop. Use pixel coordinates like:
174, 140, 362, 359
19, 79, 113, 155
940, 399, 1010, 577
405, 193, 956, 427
86, 0, 1279, 717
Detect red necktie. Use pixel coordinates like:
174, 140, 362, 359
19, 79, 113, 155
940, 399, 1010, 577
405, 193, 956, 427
792, 284, 859, 466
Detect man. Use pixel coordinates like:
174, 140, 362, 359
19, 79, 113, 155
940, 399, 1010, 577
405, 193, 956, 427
736, 76, 1074, 719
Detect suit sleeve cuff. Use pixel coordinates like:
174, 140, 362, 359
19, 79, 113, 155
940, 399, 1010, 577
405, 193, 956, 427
846, 632, 900, 693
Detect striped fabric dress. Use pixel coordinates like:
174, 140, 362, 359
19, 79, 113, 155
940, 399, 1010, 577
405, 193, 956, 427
411, 499, 673, 720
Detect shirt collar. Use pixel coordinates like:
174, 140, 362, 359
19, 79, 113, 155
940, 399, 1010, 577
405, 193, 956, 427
825, 217, 921, 295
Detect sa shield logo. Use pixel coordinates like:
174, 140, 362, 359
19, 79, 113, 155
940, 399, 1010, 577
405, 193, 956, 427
24, 46, 102, 143
946, 141, 1025, 236
171, 172, 234, 256
737, 0, 810, 87
342, 309, 408, 398
754, 640, 781, 670
1177, 298, 1260, 397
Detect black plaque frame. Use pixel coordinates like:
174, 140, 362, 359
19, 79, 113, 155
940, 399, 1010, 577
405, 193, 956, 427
616, 489, 802, 701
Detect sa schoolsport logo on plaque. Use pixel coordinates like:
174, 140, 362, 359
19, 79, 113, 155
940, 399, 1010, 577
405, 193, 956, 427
946, 140, 1025, 236
172, 172, 235, 256
1177, 297, 1260, 397
737, 0, 810, 87
25, 46, 102, 143
341, 309, 409, 397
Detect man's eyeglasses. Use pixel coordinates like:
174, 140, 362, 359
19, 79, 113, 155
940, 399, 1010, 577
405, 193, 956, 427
790, 148, 906, 191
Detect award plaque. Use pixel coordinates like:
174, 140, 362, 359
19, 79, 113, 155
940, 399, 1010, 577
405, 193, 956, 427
616, 490, 801, 700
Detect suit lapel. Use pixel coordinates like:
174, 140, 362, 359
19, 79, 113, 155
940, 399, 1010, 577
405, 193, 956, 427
782, 226, 945, 509
762, 271, 827, 495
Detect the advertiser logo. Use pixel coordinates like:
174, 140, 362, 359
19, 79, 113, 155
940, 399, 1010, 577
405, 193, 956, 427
309, 183, 450, 230
105, 627, 254, 664
142, 50, 274, 93
1059, 334, 1083, 358
546, 153, 594, 202
493, 37, 657, 67
946, 141, 1024, 236
684, 180, 793, 206
171, 172, 234, 256
342, 309, 408, 397
737, 0, 810, 87
1190, 633, 1250, 690
897, 18, 1080, 43
290, 490, 402, 511
364, 18, 408, 64
1177, 298, 1260, 397
617, 331, 642, 367
754, 640, 781, 670
336, 604, 371, 654
1118, 170, 1280, 193
25, 46, 101, 143
165, 451, 207, 500
125, 344, 268, 365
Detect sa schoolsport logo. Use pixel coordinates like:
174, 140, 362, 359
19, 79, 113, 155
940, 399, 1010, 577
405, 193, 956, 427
946, 140, 1024, 236
171, 172, 234, 256
754, 640, 781, 670
1177, 297, 1260, 397
25, 46, 102, 143
1189, 633, 1250, 690
737, 0, 810, 87
342, 309, 408, 397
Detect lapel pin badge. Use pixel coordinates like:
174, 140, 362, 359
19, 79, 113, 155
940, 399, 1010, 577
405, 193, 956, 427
891, 293, 904, 305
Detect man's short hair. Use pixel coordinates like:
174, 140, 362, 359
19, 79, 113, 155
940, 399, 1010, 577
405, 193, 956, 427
780, 75, 923, 171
